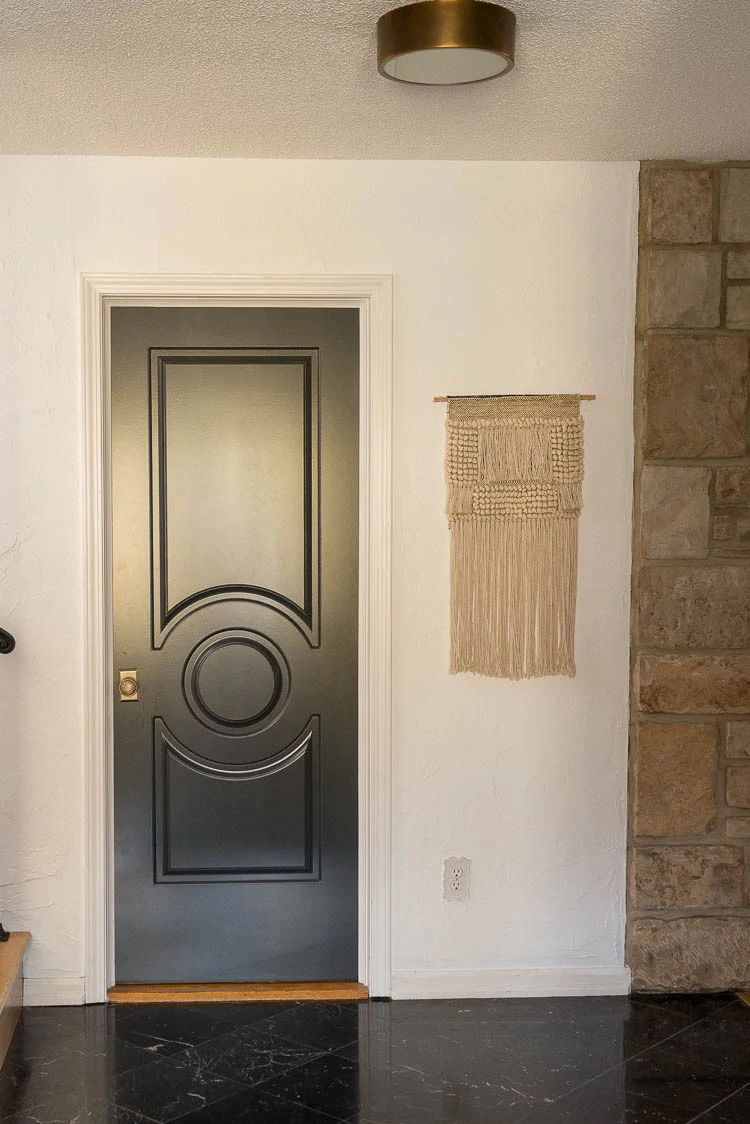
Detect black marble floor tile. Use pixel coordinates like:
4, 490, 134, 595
354, 1069, 544, 1123
258, 1053, 363, 1121
546, 995, 709, 1046
342, 1008, 629, 1103
263, 1049, 545, 1124
619, 1039, 748, 1116
395, 995, 635, 1026
620, 1000, 711, 1059
2, 1020, 151, 1074
175, 1086, 344, 1122
190, 1002, 296, 1029
670, 1002, 750, 1078
258, 1003, 362, 1052
366, 996, 708, 1061
521, 1070, 698, 1123
6, 996, 750, 1124
172, 1026, 323, 1087
1, 1084, 155, 1123
112, 1006, 237, 1058
4, 1108, 151, 1123
0, 1043, 157, 1120
631, 995, 739, 1022
691, 1084, 750, 1122
111, 1054, 245, 1122
6, 1005, 123, 1058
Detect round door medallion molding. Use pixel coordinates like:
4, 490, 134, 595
183, 629, 291, 736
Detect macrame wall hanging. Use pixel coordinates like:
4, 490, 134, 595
441, 394, 588, 680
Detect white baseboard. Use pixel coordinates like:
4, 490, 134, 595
391, 967, 632, 1000
24, 977, 86, 1006
22, 969, 630, 1005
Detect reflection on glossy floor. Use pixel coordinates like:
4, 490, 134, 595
2, 995, 750, 1122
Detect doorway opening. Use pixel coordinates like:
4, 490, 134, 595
81, 275, 392, 1001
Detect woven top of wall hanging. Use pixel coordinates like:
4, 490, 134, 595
446, 395, 584, 524
447, 394, 582, 421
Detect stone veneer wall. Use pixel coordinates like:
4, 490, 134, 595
628, 164, 750, 991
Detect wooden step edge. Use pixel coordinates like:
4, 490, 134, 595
0, 934, 30, 1013
108, 980, 369, 1004
0, 933, 30, 1070
737, 992, 750, 1009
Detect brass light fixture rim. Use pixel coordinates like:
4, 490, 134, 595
378, 47, 515, 89
377, 0, 517, 86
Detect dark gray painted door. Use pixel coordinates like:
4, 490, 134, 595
111, 307, 359, 983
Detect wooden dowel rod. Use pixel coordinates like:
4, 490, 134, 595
433, 394, 596, 403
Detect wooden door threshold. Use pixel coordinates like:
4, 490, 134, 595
0, 932, 30, 1069
108, 981, 369, 1004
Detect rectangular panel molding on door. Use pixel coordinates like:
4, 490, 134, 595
153, 716, 321, 883
149, 348, 320, 650
111, 306, 360, 985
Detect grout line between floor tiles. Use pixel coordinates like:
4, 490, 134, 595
149, 1083, 255, 1124
631, 1089, 707, 1120
243, 1024, 360, 1056
633, 996, 739, 1015
256, 1087, 348, 1122
686, 1079, 750, 1122
118, 1107, 163, 1124
244, 1043, 332, 1087
526, 1000, 746, 1115
199, 1032, 339, 1100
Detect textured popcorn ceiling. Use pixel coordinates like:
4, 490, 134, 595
1, 0, 749, 159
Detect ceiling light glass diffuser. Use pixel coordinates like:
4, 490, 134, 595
377, 0, 516, 86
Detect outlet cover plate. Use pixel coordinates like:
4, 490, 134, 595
443, 856, 470, 902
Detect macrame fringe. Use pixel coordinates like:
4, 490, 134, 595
558, 482, 582, 512
450, 517, 578, 680
446, 484, 474, 516
478, 424, 552, 483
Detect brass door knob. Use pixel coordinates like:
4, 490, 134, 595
118, 670, 140, 702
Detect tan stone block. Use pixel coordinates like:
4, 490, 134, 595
727, 286, 750, 330
632, 845, 744, 909
638, 654, 750, 714
727, 721, 750, 758
634, 723, 717, 836
720, 169, 750, 242
713, 516, 734, 542
641, 466, 710, 558
716, 469, 750, 507
727, 766, 750, 808
646, 249, 721, 328
643, 168, 713, 244
638, 566, 750, 649
712, 511, 750, 549
728, 249, 750, 279
726, 817, 750, 837
644, 335, 748, 458
713, 537, 750, 558
628, 916, 750, 991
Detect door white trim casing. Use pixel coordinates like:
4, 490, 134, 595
81, 274, 393, 1003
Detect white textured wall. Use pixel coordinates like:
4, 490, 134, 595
0, 158, 638, 996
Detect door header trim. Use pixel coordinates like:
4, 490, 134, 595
81, 274, 393, 1000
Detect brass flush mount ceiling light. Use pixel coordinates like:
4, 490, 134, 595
377, 0, 516, 86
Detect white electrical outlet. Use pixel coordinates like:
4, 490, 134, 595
443, 856, 470, 901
